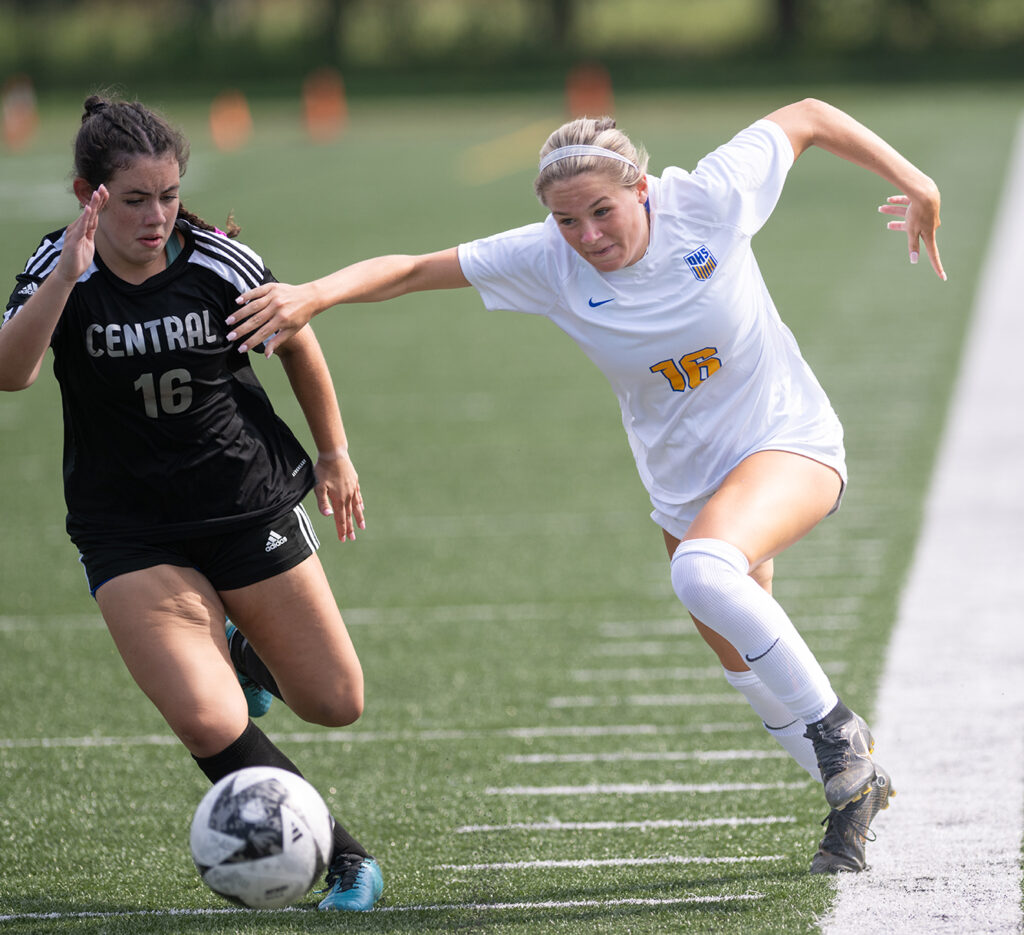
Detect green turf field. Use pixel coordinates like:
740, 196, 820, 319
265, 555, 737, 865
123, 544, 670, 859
0, 84, 1020, 934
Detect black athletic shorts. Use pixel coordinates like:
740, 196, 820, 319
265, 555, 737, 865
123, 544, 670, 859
78, 503, 321, 597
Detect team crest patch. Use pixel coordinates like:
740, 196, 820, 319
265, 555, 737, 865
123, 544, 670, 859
684, 245, 717, 281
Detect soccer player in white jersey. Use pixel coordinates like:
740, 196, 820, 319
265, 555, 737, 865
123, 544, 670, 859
0, 96, 383, 909
228, 98, 945, 873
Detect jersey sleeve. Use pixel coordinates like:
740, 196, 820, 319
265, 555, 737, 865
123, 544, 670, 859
189, 227, 273, 296
3, 229, 65, 329
458, 222, 559, 316
680, 118, 795, 237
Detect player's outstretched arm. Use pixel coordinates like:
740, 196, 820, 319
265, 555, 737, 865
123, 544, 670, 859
0, 186, 109, 390
766, 98, 946, 281
228, 247, 469, 356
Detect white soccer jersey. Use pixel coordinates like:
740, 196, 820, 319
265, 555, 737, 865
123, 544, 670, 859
458, 119, 846, 528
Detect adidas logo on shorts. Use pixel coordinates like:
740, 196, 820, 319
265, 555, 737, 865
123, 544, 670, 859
265, 530, 288, 553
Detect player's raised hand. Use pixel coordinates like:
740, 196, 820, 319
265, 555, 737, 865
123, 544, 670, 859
57, 185, 108, 283
878, 192, 947, 281
227, 281, 317, 356
313, 449, 365, 542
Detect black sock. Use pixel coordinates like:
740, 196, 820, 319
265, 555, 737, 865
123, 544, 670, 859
330, 819, 370, 861
192, 721, 369, 861
227, 626, 283, 700
817, 698, 853, 729
192, 719, 302, 783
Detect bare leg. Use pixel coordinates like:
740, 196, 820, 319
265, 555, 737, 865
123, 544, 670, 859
96, 564, 247, 756
220, 553, 363, 727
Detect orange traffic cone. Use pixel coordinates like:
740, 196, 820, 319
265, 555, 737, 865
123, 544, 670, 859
209, 90, 252, 152
566, 62, 613, 118
303, 68, 347, 143
3, 75, 38, 151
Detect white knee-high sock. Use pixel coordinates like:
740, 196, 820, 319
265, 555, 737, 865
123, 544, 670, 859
671, 538, 836, 723
721, 667, 822, 781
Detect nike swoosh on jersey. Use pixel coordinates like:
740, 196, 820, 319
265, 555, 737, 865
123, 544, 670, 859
588, 297, 614, 307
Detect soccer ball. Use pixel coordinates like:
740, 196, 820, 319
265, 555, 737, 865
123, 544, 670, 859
190, 766, 333, 909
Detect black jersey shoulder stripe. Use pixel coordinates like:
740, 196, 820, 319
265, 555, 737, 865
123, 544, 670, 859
192, 225, 263, 267
189, 243, 264, 293
196, 240, 263, 286
190, 240, 264, 292
191, 228, 265, 283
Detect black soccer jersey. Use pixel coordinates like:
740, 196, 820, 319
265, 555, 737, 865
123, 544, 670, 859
3, 220, 316, 543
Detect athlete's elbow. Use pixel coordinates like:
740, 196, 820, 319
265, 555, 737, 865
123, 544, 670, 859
0, 370, 37, 392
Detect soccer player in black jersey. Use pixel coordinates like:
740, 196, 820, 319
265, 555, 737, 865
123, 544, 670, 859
0, 95, 382, 910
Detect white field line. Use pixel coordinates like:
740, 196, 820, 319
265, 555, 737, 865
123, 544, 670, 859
0, 894, 767, 923
438, 855, 784, 871
456, 816, 797, 833
486, 781, 808, 796
506, 749, 786, 763
0, 722, 756, 751
0, 600, 863, 635
599, 620, 694, 637
571, 664, 724, 680
378, 894, 767, 910
591, 640, 701, 656
569, 660, 846, 681
547, 693, 745, 708
0, 602, 693, 631
0, 603, 572, 631
597, 617, 859, 639
823, 117, 1024, 935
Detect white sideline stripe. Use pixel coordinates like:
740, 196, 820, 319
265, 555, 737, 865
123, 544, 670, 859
456, 816, 796, 833
548, 693, 744, 708
823, 117, 1024, 935
507, 749, 786, 763
0, 894, 766, 922
439, 855, 783, 871
0, 722, 755, 751
486, 781, 808, 796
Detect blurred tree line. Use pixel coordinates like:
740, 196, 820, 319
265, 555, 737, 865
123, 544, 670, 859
1, 0, 1022, 94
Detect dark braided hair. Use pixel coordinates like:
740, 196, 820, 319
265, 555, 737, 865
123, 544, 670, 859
75, 95, 240, 238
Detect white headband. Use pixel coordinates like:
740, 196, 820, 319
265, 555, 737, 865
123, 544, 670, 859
538, 144, 638, 173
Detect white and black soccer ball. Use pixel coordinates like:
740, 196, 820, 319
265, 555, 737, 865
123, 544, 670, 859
190, 766, 333, 909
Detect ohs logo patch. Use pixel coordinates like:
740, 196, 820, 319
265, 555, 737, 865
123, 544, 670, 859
684, 245, 717, 281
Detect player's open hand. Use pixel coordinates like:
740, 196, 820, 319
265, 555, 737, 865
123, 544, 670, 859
227, 282, 318, 356
313, 449, 365, 542
878, 191, 946, 281
58, 185, 108, 283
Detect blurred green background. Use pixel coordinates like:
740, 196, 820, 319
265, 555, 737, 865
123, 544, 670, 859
3, 0, 1024, 98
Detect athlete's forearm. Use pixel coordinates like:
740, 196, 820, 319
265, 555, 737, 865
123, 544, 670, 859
306, 248, 469, 312
229, 248, 469, 356
276, 326, 349, 457
0, 276, 74, 390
